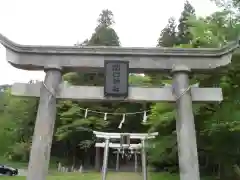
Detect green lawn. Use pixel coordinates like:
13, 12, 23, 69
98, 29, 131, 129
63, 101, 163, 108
0, 158, 215, 180
0, 157, 27, 169
0, 172, 178, 180
0, 172, 217, 180
0, 156, 57, 169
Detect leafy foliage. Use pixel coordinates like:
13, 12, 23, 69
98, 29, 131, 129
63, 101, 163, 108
177, 0, 196, 45
157, 17, 177, 47
149, 4, 240, 179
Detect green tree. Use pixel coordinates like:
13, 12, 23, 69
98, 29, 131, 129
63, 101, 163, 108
54, 10, 148, 166
177, 0, 196, 45
88, 9, 120, 46
188, 11, 240, 179
54, 9, 121, 165
97, 9, 115, 27
150, 7, 240, 179
157, 17, 177, 47
1, 88, 38, 161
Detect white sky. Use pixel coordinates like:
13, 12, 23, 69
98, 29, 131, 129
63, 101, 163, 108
0, 0, 218, 85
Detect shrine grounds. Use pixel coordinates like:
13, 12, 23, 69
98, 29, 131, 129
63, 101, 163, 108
0, 157, 215, 180
0, 172, 215, 180
0, 172, 173, 180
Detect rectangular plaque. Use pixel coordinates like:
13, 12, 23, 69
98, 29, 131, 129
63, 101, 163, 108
104, 61, 129, 97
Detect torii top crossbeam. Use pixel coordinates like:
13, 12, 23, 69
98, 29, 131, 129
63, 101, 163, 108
95, 142, 142, 149
0, 33, 239, 73
93, 131, 158, 140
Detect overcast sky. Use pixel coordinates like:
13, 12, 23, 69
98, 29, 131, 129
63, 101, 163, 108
0, 0, 218, 85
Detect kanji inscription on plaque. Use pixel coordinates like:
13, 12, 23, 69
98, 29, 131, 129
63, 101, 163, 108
104, 61, 129, 97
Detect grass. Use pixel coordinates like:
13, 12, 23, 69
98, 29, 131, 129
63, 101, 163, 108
0, 156, 57, 169
0, 157, 179, 179
0, 157, 27, 169
0, 158, 215, 180
0, 172, 179, 180
0, 172, 217, 180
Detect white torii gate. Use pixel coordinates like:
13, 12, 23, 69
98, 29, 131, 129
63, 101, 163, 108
95, 142, 141, 172
93, 131, 158, 180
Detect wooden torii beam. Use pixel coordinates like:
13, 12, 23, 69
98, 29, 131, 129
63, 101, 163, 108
0, 33, 239, 180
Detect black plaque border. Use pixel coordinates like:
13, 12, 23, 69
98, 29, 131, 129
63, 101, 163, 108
104, 60, 129, 98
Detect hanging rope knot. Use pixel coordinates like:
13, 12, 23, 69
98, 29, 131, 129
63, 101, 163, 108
42, 81, 60, 101
43, 82, 55, 96
172, 84, 192, 101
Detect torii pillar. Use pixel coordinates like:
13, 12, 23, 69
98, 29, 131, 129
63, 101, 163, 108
27, 67, 62, 180
172, 65, 200, 179
95, 147, 101, 171
0, 33, 239, 180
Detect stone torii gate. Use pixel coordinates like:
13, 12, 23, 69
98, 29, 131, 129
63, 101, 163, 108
0, 33, 239, 180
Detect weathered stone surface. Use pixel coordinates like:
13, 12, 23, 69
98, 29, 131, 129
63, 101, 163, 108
173, 71, 200, 180
11, 83, 223, 102
26, 69, 62, 180
0, 33, 238, 72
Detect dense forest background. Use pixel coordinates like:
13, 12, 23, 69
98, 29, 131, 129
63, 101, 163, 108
1, 0, 240, 179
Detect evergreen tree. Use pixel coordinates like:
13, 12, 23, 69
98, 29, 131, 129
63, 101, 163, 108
88, 9, 120, 46
157, 17, 177, 47
97, 9, 115, 27
177, 0, 196, 45
55, 10, 146, 166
